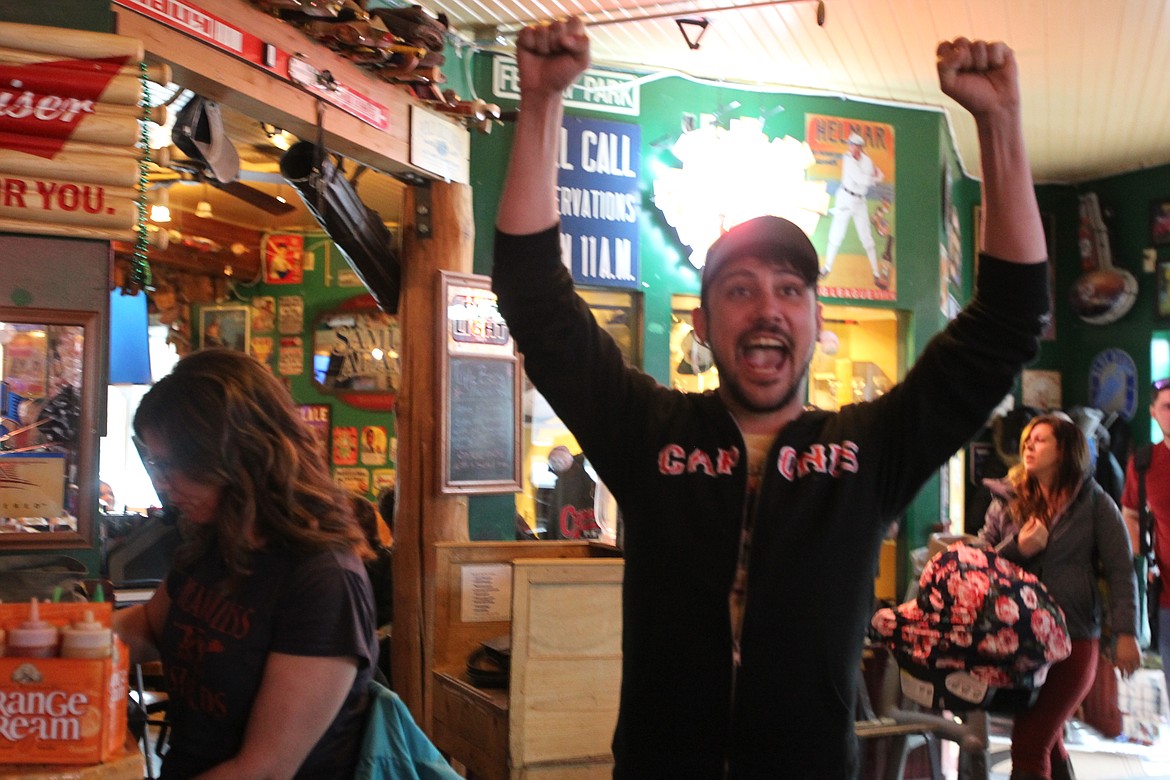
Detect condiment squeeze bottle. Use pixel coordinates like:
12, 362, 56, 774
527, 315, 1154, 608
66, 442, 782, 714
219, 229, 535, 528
7, 598, 60, 658
60, 609, 113, 659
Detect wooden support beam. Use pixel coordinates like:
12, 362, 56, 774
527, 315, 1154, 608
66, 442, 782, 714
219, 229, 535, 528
393, 181, 474, 725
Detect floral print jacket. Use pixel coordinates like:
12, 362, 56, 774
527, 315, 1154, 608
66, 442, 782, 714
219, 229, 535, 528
871, 542, 1071, 708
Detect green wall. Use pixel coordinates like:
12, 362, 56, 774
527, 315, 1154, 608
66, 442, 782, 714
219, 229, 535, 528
464, 51, 973, 576
998, 169, 1170, 454
1053, 166, 1170, 443
213, 233, 400, 504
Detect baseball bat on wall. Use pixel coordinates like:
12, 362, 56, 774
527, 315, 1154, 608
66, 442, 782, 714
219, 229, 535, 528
0, 22, 143, 62
0, 215, 136, 242
0, 63, 145, 106
0, 91, 163, 126
0, 132, 168, 164
0, 149, 143, 188
96, 102, 167, 126
0, 173, 139, 230
0, 46, 170, 84
0, 111, 141, 146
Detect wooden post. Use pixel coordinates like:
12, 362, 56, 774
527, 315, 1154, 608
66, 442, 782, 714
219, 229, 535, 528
393, 180, 474, 725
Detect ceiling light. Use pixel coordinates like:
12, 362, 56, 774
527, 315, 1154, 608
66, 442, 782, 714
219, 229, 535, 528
262, 122, 294, 151
195, 183, 213, 218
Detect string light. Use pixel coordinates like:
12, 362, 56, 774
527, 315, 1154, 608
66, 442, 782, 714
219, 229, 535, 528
130, 60, 154, 293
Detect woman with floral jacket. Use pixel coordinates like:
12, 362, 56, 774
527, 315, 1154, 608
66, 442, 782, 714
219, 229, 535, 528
980, 412, 1139, 780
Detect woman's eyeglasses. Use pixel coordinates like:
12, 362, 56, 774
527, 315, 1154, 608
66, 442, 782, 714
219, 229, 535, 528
131, 435, 179, 481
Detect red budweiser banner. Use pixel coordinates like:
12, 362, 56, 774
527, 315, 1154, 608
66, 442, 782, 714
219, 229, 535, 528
0, 58, 132, 150
0, 22, 146, 240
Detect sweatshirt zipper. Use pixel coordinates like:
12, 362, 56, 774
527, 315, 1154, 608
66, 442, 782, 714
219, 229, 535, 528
725, 475, 760, 779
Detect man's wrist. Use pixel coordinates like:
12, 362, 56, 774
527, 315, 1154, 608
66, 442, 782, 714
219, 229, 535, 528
518, 90, 565, 115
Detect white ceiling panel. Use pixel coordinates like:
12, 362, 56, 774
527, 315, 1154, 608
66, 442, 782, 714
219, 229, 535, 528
413, 0, 1170, 184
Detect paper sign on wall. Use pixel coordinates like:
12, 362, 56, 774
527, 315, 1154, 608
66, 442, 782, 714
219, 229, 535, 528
0, 453, 66, 518
460, 564, 512, 622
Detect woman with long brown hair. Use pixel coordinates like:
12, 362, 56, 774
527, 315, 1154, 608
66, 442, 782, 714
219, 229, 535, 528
980, 412, 1140, 780
114, 348, 377, 779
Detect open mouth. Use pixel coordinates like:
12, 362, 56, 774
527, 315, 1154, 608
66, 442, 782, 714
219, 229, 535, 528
740, 334, 792, 377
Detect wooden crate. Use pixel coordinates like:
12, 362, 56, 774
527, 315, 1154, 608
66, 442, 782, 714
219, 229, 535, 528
509, 559, 622, 776
429, 542, 622, 780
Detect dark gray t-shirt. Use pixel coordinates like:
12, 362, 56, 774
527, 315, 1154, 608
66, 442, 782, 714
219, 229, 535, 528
159, 545, 377, 778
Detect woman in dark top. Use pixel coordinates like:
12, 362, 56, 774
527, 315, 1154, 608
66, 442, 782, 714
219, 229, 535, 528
980, 413, 1139, 780
114, 349, 377, 779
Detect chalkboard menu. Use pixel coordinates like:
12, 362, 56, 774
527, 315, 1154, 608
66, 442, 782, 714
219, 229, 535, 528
438, 272, 521, 494
446, 357, 516, 487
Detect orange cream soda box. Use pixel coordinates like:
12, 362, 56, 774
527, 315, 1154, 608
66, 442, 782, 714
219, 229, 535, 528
0, 602, 128, 764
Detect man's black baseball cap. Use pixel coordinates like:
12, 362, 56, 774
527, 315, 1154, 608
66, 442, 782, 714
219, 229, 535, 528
701, 215, 820, 298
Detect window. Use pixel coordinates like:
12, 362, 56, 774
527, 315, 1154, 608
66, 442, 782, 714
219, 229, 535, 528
670, 294, 718, 392
99, 322, 179, 513
514, 288, 639, 543
810, 305, 903, 410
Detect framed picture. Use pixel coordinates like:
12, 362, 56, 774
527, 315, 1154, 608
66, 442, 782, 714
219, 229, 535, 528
199, 304, 250, 351
1156, 259, 1170, 320
1151, 199, 1170, 246
360, 425, 388, 466
250, 296, 276, 333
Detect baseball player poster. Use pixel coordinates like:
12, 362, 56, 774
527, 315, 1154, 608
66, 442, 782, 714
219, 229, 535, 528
805, 115, 896, 301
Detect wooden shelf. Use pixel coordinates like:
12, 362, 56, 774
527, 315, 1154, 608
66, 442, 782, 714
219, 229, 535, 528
112, 0, 453, 180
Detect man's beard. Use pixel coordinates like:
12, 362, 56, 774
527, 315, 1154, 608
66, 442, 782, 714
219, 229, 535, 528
712, 353, 813, 415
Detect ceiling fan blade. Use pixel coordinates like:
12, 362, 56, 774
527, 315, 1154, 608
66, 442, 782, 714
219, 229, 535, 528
238, 169, 289, 185
210, 179, 297, 215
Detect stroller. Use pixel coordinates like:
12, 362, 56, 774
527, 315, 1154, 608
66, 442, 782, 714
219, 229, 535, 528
869, 542, 1072, 779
